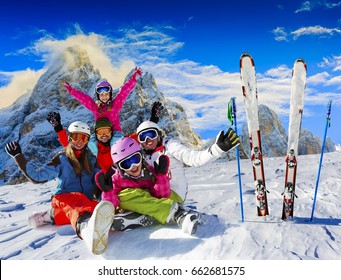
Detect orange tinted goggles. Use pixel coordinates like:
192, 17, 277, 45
70, 132, 89, 144
96, 127, 112, 137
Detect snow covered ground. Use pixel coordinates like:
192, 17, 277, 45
1, 151, 341, 278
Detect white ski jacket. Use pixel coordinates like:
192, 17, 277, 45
143, 136, 225, 201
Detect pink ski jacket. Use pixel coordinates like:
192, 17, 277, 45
95, 164, 171, 208
65, 73, 138, 132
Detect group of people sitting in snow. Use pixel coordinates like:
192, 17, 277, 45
5, 67, 240, 255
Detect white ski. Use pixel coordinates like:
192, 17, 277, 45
240, 53, 269, 216
282, 58, 307, 220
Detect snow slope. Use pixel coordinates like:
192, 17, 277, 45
0, 152, 341, 280
1, 151, 340, 262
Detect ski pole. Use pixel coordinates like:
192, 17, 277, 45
310, 100, 332, 221
228, 97, 244, 222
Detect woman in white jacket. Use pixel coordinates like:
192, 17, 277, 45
136, 120, 240, 202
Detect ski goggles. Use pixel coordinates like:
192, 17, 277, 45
118, 152, 142, 171
137, 128, 159, 143
70, 132, 89, 144
96, 127, 112, 137
96, 86, 111, 94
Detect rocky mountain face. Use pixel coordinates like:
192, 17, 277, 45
0, 47, 202, 184
298, 129, 335, 155
241, 105, 287, 157
119, 72, 202, 147
240, 104, 336, 158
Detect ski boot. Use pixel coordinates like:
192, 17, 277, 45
182, 206, 206, 224
28, 209, 53, 227
77, 201, 115, 255
112, 211, 157, 231
167, 203, 199, 235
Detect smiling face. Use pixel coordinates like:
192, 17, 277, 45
71, 141, 87, 150
141, 137, 159, 151
117, 152, 143, 177
95, 127, 112, 143
124, 161, 143, 177
69, 132, 89, 150
137, 128, 160, 151
98, 92, 111, 103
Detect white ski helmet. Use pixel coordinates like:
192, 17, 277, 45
136, 121, 161, 135
68, 121, 91, 136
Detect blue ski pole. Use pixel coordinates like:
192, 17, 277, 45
310, 100, 332, 221
228, 97, 244, 222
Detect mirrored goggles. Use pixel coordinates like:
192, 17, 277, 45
96, 86, 111, 94
118, 152, 142, 171
96, 127, 112, 137
70, 132, 89, 144
137, 129, 159, 143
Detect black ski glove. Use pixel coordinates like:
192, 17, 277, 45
150, 101, 164, 123
215, 128, 240, 152
47, 112, 63, 133
96, 167, 116, 192
153, 155, 169, 175
5, 141, 22, 158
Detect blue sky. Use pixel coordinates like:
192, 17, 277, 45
0, 0, 340, 145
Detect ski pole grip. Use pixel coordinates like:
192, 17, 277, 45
232, 97, 237, 115
327, 100, 332, 118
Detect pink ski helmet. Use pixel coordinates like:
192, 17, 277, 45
111, 137, 141, 164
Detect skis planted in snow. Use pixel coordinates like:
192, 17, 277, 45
282, 58, 307, 220
240, 53, 269, 216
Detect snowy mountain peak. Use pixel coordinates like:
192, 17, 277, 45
0, 47, 202, 185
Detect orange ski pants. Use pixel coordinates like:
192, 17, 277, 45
51, 192, 98, 231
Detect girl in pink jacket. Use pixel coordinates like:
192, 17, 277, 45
95, 137, 171, 208
64, 67, 142, 132
95, 137, 200, 235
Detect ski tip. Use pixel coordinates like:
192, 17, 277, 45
240, 52, 252, 59
295, 58, 306, 64
240, 53, 255, 67
295, 58, 307, 70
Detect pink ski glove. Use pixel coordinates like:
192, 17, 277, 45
133, 67, 143, 80
64, 81, 73, 93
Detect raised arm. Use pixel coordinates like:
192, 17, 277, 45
166, 128, 240, 167
47, 112, 69, 147
150, 101, 164, 123
64, 82, 98, 114
113, 67, 142, 111
5, 141, 59, 184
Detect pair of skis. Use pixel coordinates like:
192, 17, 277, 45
240, 53, 307, 220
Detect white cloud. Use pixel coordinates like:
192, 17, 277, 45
0, 69, 44, 109
145, 60, 241, 130
295, 1, 314, 13
273, 27, 288, 41
318, 55, 341, 71
273, 25, 341, 41
295, 0, 341, 13
308, 72, 331, 85
291, 25, 341, 39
